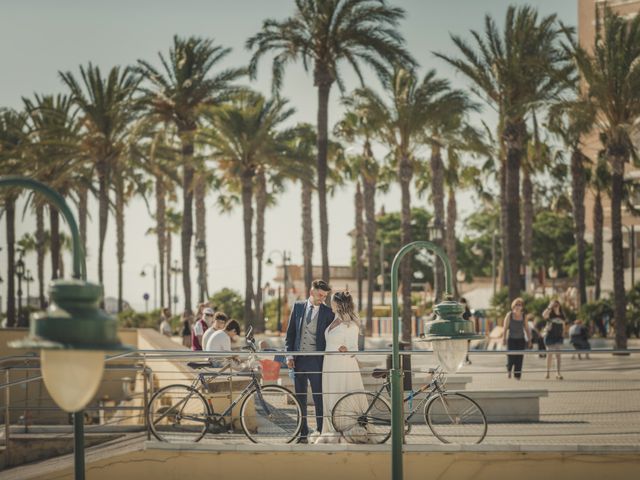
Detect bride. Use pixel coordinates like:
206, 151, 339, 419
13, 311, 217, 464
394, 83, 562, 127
313, 290, 364, 444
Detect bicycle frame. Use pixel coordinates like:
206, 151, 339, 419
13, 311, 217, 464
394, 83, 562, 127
364, 377, 444, 425
196, 370, 262, 419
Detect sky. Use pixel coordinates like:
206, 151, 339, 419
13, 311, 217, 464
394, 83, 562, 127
0, 0, 577, 311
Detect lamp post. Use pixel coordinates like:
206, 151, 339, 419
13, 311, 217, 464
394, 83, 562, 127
25, 269, 34, 308
194, 239, 206, 303
266, 250, 291, 333
15, 249, 25, 324
390, 241, 483, 480
140, 264, 158, 310
2, 176, 132, 480
170, 260, 181, 311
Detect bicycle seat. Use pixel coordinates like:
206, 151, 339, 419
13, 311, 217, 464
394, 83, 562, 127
187, 361, 213, 370
371, 368, 388, 379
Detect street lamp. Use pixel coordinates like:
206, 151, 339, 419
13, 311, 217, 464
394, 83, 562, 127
25, 269, 34, 310
3, 176, 132, 480
170, 260, 181, 310
15, 249, 25, 324
266, 250, 291, 333
140, 264, 158, 310
390, 241, 483, 480
194, 239, 207, 303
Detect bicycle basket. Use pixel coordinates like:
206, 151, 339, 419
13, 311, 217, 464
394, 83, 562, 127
259, 359, 281, 381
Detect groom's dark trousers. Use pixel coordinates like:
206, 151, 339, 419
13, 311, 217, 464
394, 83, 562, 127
286, 300, 333, 439
294, 356, 324, 437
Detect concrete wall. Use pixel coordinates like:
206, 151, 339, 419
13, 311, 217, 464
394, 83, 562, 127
20, 445, 640, 480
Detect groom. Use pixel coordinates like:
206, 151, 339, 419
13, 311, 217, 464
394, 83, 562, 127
285, 279, 334, 443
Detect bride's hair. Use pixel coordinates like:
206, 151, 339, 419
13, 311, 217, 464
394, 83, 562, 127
332, 291, 360, 325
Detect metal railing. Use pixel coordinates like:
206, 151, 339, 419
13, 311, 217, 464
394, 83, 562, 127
1, 346, 639, 457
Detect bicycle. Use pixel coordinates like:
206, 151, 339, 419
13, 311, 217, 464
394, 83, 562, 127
331, 366, 487, 444
146, 327, 302, 444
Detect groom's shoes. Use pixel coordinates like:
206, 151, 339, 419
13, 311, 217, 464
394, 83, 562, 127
297, 437, 308, 444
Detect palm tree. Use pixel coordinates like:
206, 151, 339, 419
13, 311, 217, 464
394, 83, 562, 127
285, 123, 318, 294
436, 5, 569, 301
60, 64, 139, 291
547, 95, 596, 307
137, 36, 245, 313
592, 158, 609, 301
422, 77, 478, 300
204, 91, 295, 329
334, 107, 382, 332
22, 94, 82, 284
0, 109, 27, 326
570, 8, 640, 349
247, 0, 414, 283
350, 67, 442, 342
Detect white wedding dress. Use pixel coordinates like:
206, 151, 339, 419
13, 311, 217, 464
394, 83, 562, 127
313, 319, 364, 444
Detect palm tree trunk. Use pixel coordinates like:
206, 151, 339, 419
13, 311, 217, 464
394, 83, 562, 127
594, 189, 604, 301
254, 170, 267, 333
446, 185, 459, 298
399, 154, 413, 343
503, 120, 525, 301
115, 174, 125, 313
610, 152, 627, 349
78, 183, 88, 258
316, 78, 332, 283
180, 133, 195, 313
363, 174, 377, 336
355, 181, 365, 312
155, 176, 166, 308
194, 172, 208, 302
5, 195, 16, 327
522, 166, 534, 288
301, 181, 313, 294
50, 207, 60, 280
97, 159, 109, 289
571, 149, 588, 306
35, 203, 46, 308
241, 170, 255, 329
430, 142, 446, 301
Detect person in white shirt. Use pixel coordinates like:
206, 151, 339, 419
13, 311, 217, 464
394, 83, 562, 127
205, 320, 241, 367
201, 311, 228, 349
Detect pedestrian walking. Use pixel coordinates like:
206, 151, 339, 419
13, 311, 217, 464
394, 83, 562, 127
159, 307, 172, 337
180, 311, 193, 348
502, 297, 532, 380
543, 300, 567, 380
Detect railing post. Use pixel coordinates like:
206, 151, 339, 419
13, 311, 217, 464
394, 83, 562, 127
143, 365, 150, 441
4, 369, 10, 465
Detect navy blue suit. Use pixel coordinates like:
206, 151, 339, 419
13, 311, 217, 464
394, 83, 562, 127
285, 300, 334, 437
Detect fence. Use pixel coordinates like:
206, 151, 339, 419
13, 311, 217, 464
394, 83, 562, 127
1, 346, 639, 464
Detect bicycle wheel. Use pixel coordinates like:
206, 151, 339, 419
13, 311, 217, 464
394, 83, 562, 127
240, 385, 302, 444
147, 384, 211, 443
331, 392, 392, 444
424, 392, 487, 444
